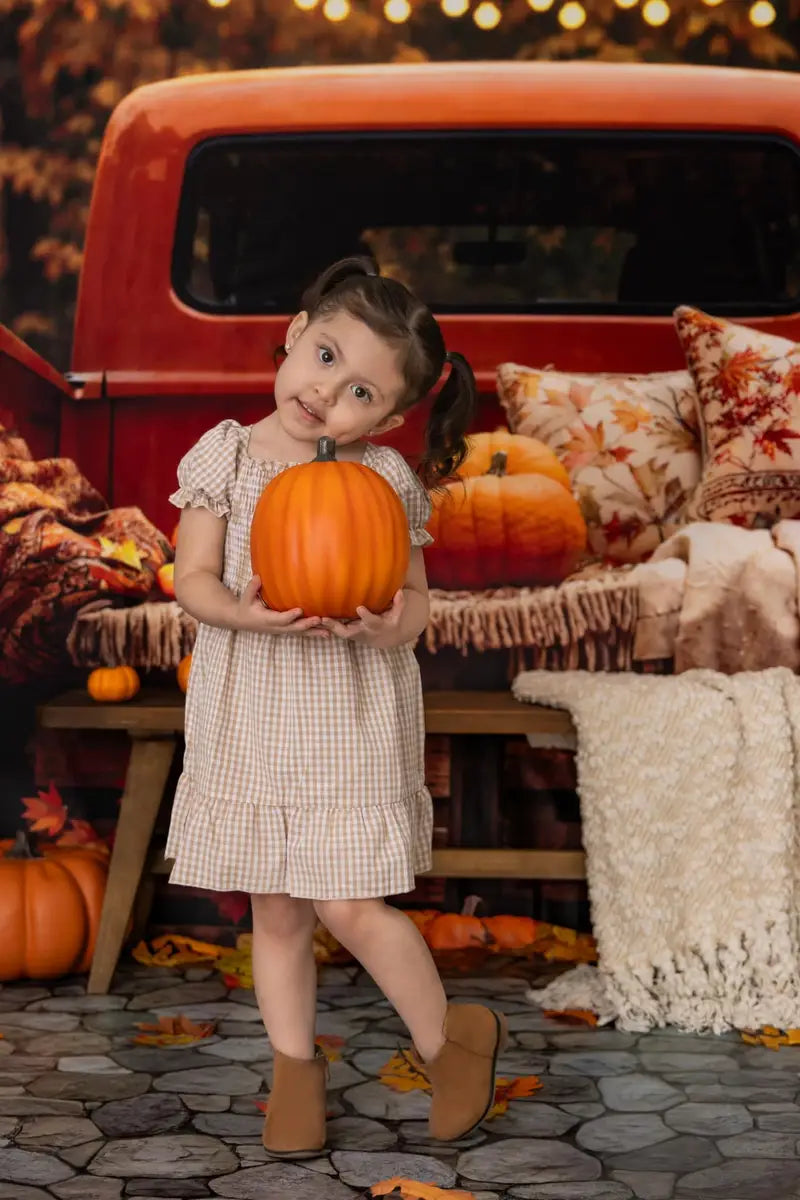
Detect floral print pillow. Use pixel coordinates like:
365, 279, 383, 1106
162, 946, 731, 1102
496, 363, 701, 564
674, 307, 800, 527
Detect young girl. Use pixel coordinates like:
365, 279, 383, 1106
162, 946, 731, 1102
169, 257, 507, 1158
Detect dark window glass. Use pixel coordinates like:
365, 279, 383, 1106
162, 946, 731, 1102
172, 132, 800, 315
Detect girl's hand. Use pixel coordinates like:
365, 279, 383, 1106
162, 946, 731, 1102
322, 590, 406, 649
236, 577, 329, 637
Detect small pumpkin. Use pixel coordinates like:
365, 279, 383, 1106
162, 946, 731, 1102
176, 654, 192, 694
483, 915, 540, 952
0, 832, 108, 980
87, 666, 140, 703
157, 562, 175, 598
250, 436, 410, 619
425, 437, 587, 590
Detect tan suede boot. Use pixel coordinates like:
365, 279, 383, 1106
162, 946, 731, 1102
262, 1047, 327, 1158
425, 1003, 508, 1141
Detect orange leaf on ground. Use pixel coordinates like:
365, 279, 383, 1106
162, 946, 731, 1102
485, 1074, 542, 1119
543, 1009, 598, 1027
133, 1014, 217, 1045
21, 781, 68, 837
378, 1049, 431, 1093
131, 934, 224, 968
740, 1027, 800, 1049
370, 1180, 476, 1199
315, 1034, 345, 1062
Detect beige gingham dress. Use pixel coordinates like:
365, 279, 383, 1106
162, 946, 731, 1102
165, 419, 434, 899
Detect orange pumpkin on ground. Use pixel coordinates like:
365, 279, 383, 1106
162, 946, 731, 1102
157, 562, 175, 598
87, 666, 140, 702
176, 654, 192, 694
425, 432, 587, 590
250, 436, 410, 619
424, 911, 492, 952
0, 832, 108, 980
483, 915, 540, 952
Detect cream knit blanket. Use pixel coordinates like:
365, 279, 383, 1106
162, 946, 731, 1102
513, 667, 800, 1033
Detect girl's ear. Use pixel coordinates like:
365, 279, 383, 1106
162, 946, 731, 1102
285, 311, 309, 352
369, 412, 405, 436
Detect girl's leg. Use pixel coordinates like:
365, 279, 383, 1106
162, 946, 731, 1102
250, 893, 318, 1058
314, 897, 447, 1061
316, 898, 506, 1143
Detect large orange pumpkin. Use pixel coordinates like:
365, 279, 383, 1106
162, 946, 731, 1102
0, 832, 108, 980
250, 437, 410, 619
459, 430, 570, 489
425, 434, 587, 590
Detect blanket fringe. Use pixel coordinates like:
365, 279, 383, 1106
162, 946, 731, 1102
67, 574, 639, 671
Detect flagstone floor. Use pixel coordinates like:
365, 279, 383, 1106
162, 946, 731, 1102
1, 962, 800, 1199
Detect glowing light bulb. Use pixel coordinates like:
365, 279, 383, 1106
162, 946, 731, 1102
442, 0, 470, 14
384, 0, 411, 18
749, 0, 775, 24
642, 0, 669, 24
206, 0, 231, 8
701, 0, 724, 6
473, 0, 501, 27
323, 0, 350, 19
558, 0, 586, 28
294, 0, 319, 11
527, 0, 554, 10
614, 0, 638, 8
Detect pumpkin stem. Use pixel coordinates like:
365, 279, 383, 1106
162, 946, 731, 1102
461, 894, 485, 917
6, 830, 41, 860
487, 452, 507, 478
314, 437, 337, 462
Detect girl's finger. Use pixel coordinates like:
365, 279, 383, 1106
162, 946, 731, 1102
324, 618, 361, 638
243, 576, 262, 603
267, 607, 306, 626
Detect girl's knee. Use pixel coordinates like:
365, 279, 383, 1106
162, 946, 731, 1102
251, 893, 315, 938
315, 898, 384, 940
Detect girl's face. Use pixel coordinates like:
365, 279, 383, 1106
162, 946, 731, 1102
274, 309, 406, 448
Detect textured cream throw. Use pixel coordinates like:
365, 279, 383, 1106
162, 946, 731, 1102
513, 667, 800, 1033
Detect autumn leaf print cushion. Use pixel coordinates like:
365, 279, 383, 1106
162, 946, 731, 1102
496, 363, 701, 563
675, 307, 800, 528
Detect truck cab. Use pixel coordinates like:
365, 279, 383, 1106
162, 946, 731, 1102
3, 60, 800, 534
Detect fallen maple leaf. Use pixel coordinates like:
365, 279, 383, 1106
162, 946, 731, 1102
21, 781, 68, 837
55, 818, 109, 852
378, 1049, 431, 1093
132, 934, 224, 968
543, 1009, 598, 1027
133, 1014, 217, 1045
741, 1027, 800, 1050
370, 1180, 476, 1199
486, 1074, 542, 1119
98, 535, 143, 570
315, 1034, 345, 1062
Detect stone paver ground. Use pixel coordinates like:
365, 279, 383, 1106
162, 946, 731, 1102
1, 961, 800, 1198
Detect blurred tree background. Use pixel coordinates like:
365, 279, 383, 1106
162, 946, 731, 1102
0, 0, 798, 368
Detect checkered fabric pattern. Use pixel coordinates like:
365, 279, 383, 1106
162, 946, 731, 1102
165, 419, 434, 899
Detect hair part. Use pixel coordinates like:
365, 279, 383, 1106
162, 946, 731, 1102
301, 256, 477, 489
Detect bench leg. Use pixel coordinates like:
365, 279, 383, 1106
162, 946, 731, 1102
88, 734, 177, 995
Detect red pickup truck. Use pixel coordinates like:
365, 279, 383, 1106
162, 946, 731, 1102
3, 60, 800, 536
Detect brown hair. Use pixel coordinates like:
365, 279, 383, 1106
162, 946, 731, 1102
300, 256, 477, 489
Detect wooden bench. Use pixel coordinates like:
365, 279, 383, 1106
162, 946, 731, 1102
39, 688, 582, 994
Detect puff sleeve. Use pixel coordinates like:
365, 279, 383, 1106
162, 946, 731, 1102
375, 447, 433, 548
168, 419, 242, 519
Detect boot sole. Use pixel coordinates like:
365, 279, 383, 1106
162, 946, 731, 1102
261, 1146, 326, 1160
437, 1008, 509, 1141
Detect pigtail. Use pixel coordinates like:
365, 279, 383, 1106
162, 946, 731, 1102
417, 351, 477, 491
301, 256, 379, 314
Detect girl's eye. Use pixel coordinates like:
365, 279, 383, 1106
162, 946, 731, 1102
351, 385, 372, 403
318, 346, 334, 365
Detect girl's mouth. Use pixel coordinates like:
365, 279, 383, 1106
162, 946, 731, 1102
296, 398, 323, 423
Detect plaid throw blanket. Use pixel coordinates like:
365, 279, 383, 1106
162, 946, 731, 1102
0, 426, 171, 683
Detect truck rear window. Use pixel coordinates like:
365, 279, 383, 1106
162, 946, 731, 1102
172, 132, 800, 317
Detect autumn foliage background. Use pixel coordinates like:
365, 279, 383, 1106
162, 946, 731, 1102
0, 0, 798, 370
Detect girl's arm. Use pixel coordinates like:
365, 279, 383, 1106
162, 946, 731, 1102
174, 507, 325, 635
